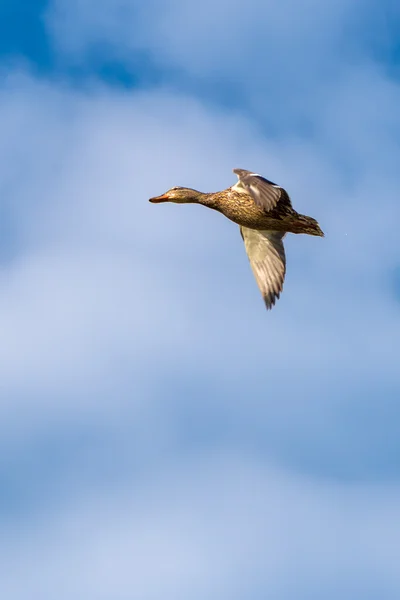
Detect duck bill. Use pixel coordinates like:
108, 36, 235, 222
149, 193, 170, 203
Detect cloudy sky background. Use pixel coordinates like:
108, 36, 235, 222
1, 0, 400, 597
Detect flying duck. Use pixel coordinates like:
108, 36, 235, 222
149, 168, 324, 309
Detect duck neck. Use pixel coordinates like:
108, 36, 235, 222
197, 192, 220, 209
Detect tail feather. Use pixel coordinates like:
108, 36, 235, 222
292, 214, 324, 237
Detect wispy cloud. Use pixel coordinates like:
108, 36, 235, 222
1, 0, 400, 597
2, 456, 400, 599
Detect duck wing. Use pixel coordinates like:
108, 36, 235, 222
240, 227, 286, 309
233, 168, 291, 212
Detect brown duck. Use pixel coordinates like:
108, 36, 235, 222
149, 168, 324, 309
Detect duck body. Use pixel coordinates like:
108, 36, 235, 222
202, 188, 322, 235
149, 168, 324, 309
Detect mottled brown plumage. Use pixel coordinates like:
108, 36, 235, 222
149, 168, 324, 309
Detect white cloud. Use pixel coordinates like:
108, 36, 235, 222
1, 1, 400, 596
46, 0, 358, 75
0, 70, 399, 451
46, 0, 397, 133
2, 456, 400, 599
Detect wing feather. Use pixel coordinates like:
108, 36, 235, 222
240, 227, 286, 309
233, 168, 287, 212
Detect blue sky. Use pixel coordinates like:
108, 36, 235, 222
1, 0, 400, 598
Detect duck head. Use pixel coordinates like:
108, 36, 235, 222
149, 186, 202, 204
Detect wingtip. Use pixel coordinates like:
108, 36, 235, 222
263, 294, 279, 310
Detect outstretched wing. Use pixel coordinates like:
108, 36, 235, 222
233, 168, 290, 212
240, 227, 286, 310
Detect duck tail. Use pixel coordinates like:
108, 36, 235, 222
291, 214, 324, 237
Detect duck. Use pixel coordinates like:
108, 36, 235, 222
149, 168, 324, 309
